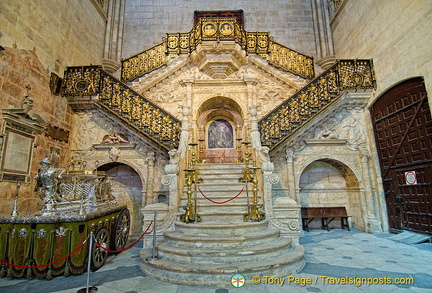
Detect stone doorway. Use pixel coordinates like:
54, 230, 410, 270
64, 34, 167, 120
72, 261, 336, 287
97, 162, 143, 235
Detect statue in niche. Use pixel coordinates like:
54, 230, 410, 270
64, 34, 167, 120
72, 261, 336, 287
208, 119, 234, 149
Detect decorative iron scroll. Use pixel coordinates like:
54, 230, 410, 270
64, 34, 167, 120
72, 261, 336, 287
63, 66, 102, 96
121, 18, 314, 82
258, 59, 376, 150
121, 42, 168, 82
266, 41, 315, 79
63, 66, 181, 151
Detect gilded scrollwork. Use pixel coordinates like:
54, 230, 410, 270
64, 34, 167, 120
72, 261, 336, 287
63, 67, 181, 151
259, 60, 376, 149
121, 42, 168, 82
267, 42, 315, 80
63, 66, 102, 96
121, 18, 314, 82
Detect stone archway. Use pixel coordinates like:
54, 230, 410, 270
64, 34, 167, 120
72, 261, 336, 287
97, 162, 143, 235
298, 159, 363, 230
196, 96, 244, 163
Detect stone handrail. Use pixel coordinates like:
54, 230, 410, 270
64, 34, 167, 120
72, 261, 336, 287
120, 18, 314, 82
258, 59, 376, 150
62, 66, 181, 151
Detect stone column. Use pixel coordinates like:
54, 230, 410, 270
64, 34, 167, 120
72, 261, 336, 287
102, 0, 126, 74
244, 76, 257, 133
146, 152, 156, 205
182, 79, 194, 113
142, 157, 149, 208
285, 148, 299, 203
361, 152, 383, 232
182, 79, 195, 143
310, 0, 336, 69
178, 105, 190, 158
249, 106, 261, 149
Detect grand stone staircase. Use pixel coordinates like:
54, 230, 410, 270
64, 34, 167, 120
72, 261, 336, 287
139, 163, 305, 286
181, 163, 250, 222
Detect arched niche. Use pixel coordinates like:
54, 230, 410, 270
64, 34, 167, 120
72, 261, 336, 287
298, 158, 363, 230
97, 162, 143, 235
196, 96, 244, 163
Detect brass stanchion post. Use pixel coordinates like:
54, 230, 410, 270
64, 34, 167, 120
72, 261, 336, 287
180, 142, 203, 223
249, 163, 265, 222
239, 142, 265, 222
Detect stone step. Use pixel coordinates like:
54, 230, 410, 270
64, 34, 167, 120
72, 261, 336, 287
196, 163, 244, 170
140, 245, 305, 287
196, 177, 245, 184
181, 186, 251, 195
197, 167, 244, 175
171, 220, 269, 235
194, 182, 246, 189
157, 237, 292, 264
177, 211, 249, 222
179, 204, 249, 215
163, 226, 280, 248
197, 173, 244, 180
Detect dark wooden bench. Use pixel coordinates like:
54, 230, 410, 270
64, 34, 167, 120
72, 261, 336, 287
301, 207, 351, 232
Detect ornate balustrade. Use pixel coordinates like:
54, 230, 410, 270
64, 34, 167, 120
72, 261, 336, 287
121, 42, 169, 82
63, 66, 181, 151
120, 18, 314, 82
258, 59, 376, 150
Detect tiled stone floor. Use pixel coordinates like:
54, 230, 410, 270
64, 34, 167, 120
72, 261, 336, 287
0, 229, 431, 293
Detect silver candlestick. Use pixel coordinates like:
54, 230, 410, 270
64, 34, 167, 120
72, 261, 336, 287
11, 181, 20, 217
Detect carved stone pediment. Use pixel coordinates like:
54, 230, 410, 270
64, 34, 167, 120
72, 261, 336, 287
190, 41, 247, 79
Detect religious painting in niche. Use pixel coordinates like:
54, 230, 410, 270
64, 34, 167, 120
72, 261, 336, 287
208, 119, 234, 149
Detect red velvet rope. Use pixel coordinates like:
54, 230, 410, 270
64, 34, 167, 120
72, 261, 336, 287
0, 235, 89, 269
95, 220, 153, 253
199, 188, 244, 204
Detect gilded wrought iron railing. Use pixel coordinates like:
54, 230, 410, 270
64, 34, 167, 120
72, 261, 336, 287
266, 41, 314, 80
63, 66, 181, 151
258, 59, 376, 150
121, 42, 168, 82
121, 18, 314, 82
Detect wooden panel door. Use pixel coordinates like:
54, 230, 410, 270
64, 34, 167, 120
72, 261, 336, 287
370, 77, 432, 234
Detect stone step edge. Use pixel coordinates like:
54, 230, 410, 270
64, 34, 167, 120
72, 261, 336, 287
140, 245, 305, 275
173, 220, 269, 230
157, 237, 292, 257
164, 228, 279, 242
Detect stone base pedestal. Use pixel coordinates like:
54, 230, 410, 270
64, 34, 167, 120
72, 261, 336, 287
102, 58, 121, 75
316, 55, 336, 69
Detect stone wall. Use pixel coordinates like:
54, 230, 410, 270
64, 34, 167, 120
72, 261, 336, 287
331, 0, 432, 104
0, 1, 107, 215
0, 0, 106, 74
122, 0, 317, 59
0, 47, 73, 215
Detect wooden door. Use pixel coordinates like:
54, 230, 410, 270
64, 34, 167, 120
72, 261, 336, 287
370, 77, 432, 234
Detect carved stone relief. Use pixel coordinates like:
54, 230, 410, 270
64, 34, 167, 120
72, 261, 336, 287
129, 53, 311, 123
